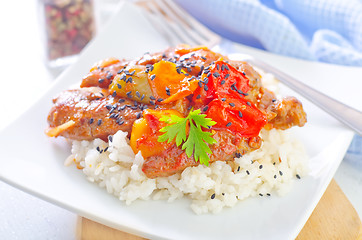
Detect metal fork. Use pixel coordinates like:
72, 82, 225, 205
137, 0, 362, 136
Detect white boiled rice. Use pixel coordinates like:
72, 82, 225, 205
67, 128, 308, 214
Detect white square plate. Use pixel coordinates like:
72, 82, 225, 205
0, 2, 360, 239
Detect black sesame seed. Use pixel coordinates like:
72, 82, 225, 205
237, 166, 240, 171
149, 100, 155, 105
203, 106, 209, 112
213, 72, 220, 78
238, 111, 243, 118
187, 105, 192, 110
89, 118, 94, 124
119, 105, 126, 110
157, 98, 164, 102
211, 193, 216, 199
150, 74, 156, 80
199, 65, 204, 73
272, 99, 277, 103
106, 105, 112, 110
96, 146, 100, 152
224, 73, 230, 79
201, 56, 207, 60
274, 175, 277, 179
221, 98, 226, 102
226, 122, 232, 127
204, 85, 209, 91
136, 112, 142, 119
117, 83, 122, 89
225, 65, 229, 70
246, 101, 251, 106
207, 72, 211, 78
220, 80, 225, 85
106, 73, 113, 80
108, 135, 113, 142
279, 171, 283, 176
198, 81, 203, 88
117, 120, 124, 125
259, 193, 263, 197
118, 99, 125, 103
222, 193, 225, 196
150, 96, 156, 100
267, 193, 271, 196
216, 64, 220, 70
97, 119, 102, 126
235, 152, 241, 158
230, 83, 236, 91
136, 91, 141, 98
126, 91, 132, 96
127, 77, 133, 83
259, 165, 263, 169
196, 94, 201, 99
117, 69, 123, 74
229, 102, 235, 107
104, 147, 108, 152
120, 74, 126, 81
273, 162, 276, 165
98, 78, 105, 84
246, 170, 250, 175
112, 91, 117, 97
296, 174, 301, 179
141, 94, 145, 100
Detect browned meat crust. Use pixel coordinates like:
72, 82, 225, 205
143, 131, 262, 178
265, 97, 307, 130
47, 87, 144, 141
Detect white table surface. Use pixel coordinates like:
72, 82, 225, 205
0, 1, 361, 239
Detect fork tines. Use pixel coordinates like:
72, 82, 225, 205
137, 0, 221, 47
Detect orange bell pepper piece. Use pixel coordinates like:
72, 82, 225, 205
130, 109, 184, 158
148, 60, 198, 104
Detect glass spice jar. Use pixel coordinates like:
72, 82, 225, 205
40, 0, 96, 68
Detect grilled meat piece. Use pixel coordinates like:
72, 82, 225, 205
265, 97, 307, 130
46, 87, 144, 141
142, 131, 262, 178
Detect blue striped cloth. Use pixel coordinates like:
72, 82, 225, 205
175, 0, 362, 161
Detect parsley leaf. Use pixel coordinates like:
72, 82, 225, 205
158, 109, 216, 165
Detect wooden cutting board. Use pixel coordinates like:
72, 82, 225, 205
77, 179, 362, 240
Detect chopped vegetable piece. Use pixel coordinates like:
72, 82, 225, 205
193, 61, 250, 106
206, 95, 267, 137
148, 60, 198, 104
109, 65, 153, 104
130, 109, 183, 158
158, 109, 216, 166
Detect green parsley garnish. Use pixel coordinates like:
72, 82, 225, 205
158, 109, 217, 166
